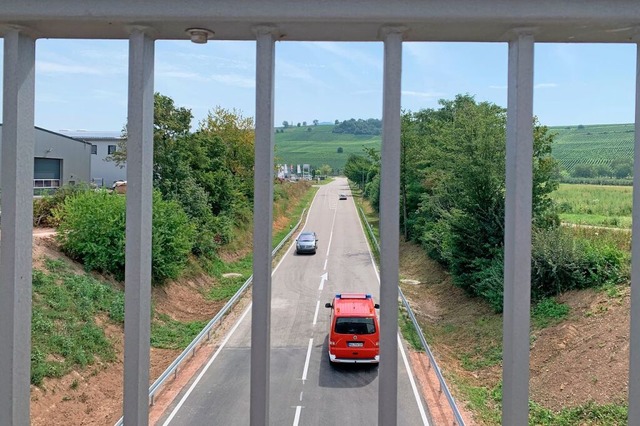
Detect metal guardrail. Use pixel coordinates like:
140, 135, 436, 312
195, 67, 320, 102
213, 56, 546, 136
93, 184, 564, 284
114, 208, 307, 426
358, 206, 465, 426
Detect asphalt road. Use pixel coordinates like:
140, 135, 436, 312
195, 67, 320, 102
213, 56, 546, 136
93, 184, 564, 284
157, 177, 430, 425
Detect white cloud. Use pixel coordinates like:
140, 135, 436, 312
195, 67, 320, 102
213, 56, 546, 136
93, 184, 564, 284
36, 60, 105, 75
402, 90, 443, 98
535, 83, 558, 89
209, 73, 255, 88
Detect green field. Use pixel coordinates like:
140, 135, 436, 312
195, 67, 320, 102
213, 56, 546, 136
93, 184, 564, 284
551, 183, 633, 228
275, 124, 380, 174
549, 123, 634, 175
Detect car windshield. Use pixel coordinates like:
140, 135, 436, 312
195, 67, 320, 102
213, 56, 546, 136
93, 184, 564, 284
299, 234, 315, 242
335, 317, 376, 334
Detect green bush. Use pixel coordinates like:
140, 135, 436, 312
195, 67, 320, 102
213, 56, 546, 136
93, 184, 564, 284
33, 183, 92, 227
55, 190, 195, 284
531, 227, 628, 300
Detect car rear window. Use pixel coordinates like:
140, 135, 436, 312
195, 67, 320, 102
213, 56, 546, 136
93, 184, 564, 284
335, 317, 376, 334
300, 235, 314, 241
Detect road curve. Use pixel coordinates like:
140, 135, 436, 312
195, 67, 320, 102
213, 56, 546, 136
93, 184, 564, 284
157, 178, 430, 425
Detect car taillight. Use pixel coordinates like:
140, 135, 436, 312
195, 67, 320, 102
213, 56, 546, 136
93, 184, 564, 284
375, 341, 379, 346
329, 341, 336, 346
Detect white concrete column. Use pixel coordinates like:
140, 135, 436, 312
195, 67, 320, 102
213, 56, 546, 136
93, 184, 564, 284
250, 25, 276, 426
629, 41, 640, 425
0, 28, 36, 426
378, 25, 404, 426
503, 30, 534, 426
123, 28, 154, 426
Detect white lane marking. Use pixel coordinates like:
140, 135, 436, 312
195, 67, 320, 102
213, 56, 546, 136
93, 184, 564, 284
323, 258, 328, 271
398, 334, 430, 425
354, 196, 429, 423
318, 272, 328, 291
325, 195, 339, 257
293, 406, 302, 426
301, 338, 313, 382
299, 391, 303, 401
162, 304, 252, 425
312, 300, 320, 325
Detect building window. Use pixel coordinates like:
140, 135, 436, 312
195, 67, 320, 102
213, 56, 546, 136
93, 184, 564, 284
91, 144, 97, 155
108, 145, 117, 155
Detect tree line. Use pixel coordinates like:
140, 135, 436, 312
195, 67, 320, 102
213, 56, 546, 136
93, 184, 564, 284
344, 94, 628, 312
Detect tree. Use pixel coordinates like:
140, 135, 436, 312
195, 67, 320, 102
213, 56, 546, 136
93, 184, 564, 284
335, 119, 339, 125
307, 127, 312, 132
317, 164, 332, 176
572, 164, 595, 178
337, 147, 343, 153
302, 121, 307, 126
297, 122, 301, 127
282, 121, 289, 128
313, 119, 319, 126
611, 158, 633, 179
391, 95, 559, 307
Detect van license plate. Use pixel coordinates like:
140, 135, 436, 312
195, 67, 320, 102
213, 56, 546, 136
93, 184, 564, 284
348, 342, 364, 347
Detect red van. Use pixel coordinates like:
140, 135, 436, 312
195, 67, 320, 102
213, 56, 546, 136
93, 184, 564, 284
324, 293, 380, 364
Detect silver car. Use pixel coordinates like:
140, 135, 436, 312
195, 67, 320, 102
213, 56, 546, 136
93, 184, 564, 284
296, 231, 318, 254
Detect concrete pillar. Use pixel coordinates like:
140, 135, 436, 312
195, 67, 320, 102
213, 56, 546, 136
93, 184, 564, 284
503, 30, 534, 426
250, 25, 276, 426
629, 40, 640, 426
0, 28, 36, 426
123, 28, 155, 426
378, 25, 404, 426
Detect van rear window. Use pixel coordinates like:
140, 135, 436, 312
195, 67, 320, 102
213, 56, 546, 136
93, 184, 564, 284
335, 317, 376, 334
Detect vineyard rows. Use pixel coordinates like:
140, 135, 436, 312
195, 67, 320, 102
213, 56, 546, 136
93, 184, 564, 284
550, 123, 634, 173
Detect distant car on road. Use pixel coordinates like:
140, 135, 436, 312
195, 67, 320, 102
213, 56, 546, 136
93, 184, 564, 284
339, 193, 347, 200
295, 231, 318, 254
324, 293, 380, 364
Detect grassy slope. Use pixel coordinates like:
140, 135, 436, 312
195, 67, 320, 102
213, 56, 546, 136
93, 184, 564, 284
549, 123, 634, 174
551, 183, 633, 228
275, 124, 380, 173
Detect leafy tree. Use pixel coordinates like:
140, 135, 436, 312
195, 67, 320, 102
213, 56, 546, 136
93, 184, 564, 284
384, 95, 559, 307
337, 147, 343, 153
302, 121, 307, 126
611, 158, 633, 179
307, 127, 312, 132
297, 122, 301, 127
313, 119, 319, 126
317, 164, 332, 176
335, 119, 339, 125
572, 164, 595, 178
282, 121, 289, 128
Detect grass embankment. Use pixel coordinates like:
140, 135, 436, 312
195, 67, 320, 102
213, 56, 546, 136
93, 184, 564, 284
551, 183, 632, 229
32, 180, 319, 383
349, 179, 629, 425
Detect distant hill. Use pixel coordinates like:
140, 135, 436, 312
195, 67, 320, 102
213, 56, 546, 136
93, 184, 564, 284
275, 122, 636, 178
275, 124, 380, 173
549, 123, 634, 175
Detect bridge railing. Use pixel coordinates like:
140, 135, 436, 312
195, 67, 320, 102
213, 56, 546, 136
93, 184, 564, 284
358, 206, 466, 426
114, 208, 307, 426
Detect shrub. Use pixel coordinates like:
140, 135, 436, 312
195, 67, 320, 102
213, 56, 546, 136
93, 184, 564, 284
531, 227, 628, 301
55, 190, 195, 284
33, 183, 91, 227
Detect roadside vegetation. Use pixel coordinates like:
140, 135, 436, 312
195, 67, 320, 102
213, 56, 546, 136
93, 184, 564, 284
29, 93, 318, 386
346, 94, 631, 424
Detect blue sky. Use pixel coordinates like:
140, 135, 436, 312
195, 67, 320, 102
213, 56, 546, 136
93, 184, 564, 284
0, 39, 636, 132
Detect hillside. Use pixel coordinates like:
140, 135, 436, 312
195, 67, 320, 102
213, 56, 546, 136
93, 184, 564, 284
549, 123, 634, 175
275, 124, 380, 173
276, 122, 636, 179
